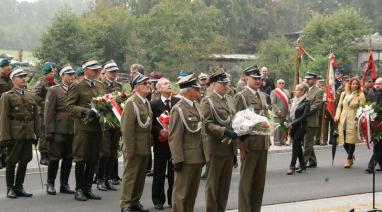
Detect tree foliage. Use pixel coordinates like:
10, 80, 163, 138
300, 7, 371, 75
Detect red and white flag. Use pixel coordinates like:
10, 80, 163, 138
326, 53, 337, 119
361, 51, 378, 85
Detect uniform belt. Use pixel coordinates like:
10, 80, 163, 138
10, 117, 33, 122
57, 112, 70, 117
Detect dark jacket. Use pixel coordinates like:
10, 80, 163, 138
290, 98, 310, 130
151, 96, 180, 154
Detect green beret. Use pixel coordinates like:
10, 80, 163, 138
75, 67, 84, 76
0, 59, 10, 67
11, 62, 20, 69
42, 62, 57, 75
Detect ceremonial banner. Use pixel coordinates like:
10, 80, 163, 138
325, 53, 337, 119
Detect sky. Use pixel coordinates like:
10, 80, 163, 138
16, 0, 39, 2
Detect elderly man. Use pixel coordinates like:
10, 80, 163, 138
260, 66, 275, 95
66, 59, 105, 201
270, 79, 290, 146
150, 77, 180, 210
303, 72, 324, 168
366, 78, 382, 173
235, 66, 270, 212
120, 74, 152, 212
169, 74, 205, 212
201, 69, 237, 212
0, 67, 41, 198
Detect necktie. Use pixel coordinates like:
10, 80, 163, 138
164, 99, 171, 112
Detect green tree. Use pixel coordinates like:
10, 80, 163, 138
257, 36, 295, 87
135, 0, 227, 79
301, 7, 371, 74
33, 6, 99, 67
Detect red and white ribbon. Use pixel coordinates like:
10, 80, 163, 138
357, 111, 371, 149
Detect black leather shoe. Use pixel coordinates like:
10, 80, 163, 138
40, 152, 49, 166
60, 184, 75, 194
365, 168, 374, 174
154, 204, 164, 210
84, 190, 102, 200
46, 183, 56, 195
74, 189, 87, 201
97, 180, 107, 191
127, 204, 149, 212
7, 188, 17, 199
146, 171, 154, 177
105, 180, 117, 191
15, 187, 33, 197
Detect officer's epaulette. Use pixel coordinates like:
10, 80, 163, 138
95, 79, 102, 84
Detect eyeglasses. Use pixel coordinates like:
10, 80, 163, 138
278, 82, 285, 84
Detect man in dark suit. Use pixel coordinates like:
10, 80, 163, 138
151, 77, 180, 210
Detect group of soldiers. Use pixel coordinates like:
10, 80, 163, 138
0, 56, 274, 212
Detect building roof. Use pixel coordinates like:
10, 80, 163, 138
358, 32, 382, 51
210, 54, 257, 61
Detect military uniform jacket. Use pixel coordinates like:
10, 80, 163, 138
0, 73, 12, 97
201, 92, 236, 157
306, 85, 324, 128
121, 94, 152, 155
102, 80, 123, 130
44, 84, 74, 135
234, 87, 270, 150
169, 98, 206, 164
0, 87, 41, 140
66, 79, 105, 132
33, 77, 53, 115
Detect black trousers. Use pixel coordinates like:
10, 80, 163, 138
151, 153, 173, 205
368, 141, 382, 170
290, 127, 306, 167
344, 143, 355, 160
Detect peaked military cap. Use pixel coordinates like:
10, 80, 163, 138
243, 65, 261, 78
149, 72, 162, 82
59, 64, 75, 77
209, 68, 230, 83
104, 60, 119, 72
177, 73, 202, 89
131, 73, 149, 87
10, 67, 28, 79
304, 71, 318, 79
82, 59, 102, 70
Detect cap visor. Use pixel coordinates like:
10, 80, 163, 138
88, 65, 102, 70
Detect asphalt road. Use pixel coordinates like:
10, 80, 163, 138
0, 144, 381, 212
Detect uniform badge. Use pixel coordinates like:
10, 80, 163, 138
14, 106, 19, 110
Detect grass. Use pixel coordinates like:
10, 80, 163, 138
0, 49, 37, 62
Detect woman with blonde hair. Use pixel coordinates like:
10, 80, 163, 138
287, 83, 310, 175
334, 77, 366, 168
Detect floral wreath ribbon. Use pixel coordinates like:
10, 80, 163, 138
357, 107, 372, 149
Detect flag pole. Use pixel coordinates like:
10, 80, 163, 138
294, 38, 301, 88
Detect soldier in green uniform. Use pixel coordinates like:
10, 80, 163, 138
234, 66, 270, 212
120, 74, 152, 212
96, 60, 122, 192
201, 69, 237, 212
45, 64, 76, 195
66, 60, 105, 201
0, 59, 12, 169
0, 67, 41, 199
169, 74, 205, 212
34, 62, 57, 165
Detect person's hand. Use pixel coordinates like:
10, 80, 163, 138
85, 109, 98, 119
288, 123, 293, 129
158, 129, 169, 143
46, 133, 55, 142
276, 110, 282, 116
173, 162, 183, 172
240, 147, 248, 160
224, 127, 238, 139
334, 117, 339, 123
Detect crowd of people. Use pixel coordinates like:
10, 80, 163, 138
0, 57, 381, 212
